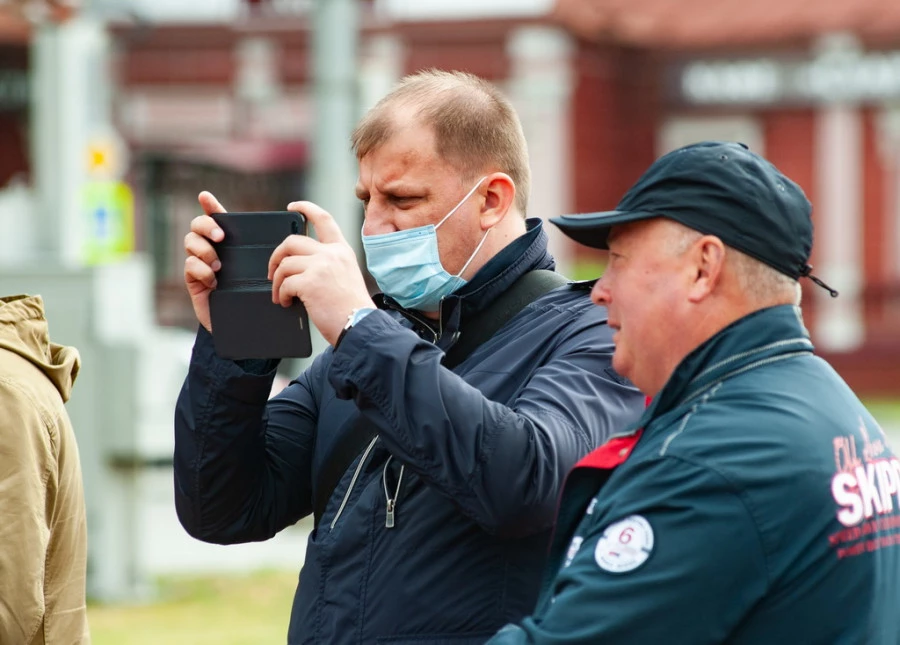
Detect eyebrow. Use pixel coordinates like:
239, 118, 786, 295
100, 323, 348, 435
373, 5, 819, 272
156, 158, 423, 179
356, 179, 420, 198
381, 181, 421, 196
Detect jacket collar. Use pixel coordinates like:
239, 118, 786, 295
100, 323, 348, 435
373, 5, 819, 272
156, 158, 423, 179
575, 430, 644, 470
572, 305, 814, 473
450, 218, 554, 311
641, 304, 814, 429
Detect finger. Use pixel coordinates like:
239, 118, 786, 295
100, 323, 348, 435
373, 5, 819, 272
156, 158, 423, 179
271, 255, 311, 305
185, 255, 218, 290
199, 191, 227, 216
268, 234, 320, 281
276, 274, 308, 309
288, 201, 346, 245
189, 214, 224, 244
184, 231, 222, 271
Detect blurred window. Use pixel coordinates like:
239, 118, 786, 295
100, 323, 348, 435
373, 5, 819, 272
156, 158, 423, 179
657, 115, 764, 157
133, 155, 306, 329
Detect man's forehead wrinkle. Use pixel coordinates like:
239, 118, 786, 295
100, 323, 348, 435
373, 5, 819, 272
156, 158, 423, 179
393, 146, 422, 171
372, 147, 428, 189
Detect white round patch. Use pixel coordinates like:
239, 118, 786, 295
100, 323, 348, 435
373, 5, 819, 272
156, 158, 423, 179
594, 515, 654, 573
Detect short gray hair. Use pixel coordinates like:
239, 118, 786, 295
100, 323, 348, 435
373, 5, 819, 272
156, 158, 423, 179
664, 222, 702, 257
664, 220, 801, 305
727, 248, 802, 305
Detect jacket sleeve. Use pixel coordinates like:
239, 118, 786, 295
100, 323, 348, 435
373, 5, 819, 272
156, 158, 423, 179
173, 326, 321, 544
485, 457, 768, 644
0, 381, 52, 644
328, 305, 645, 537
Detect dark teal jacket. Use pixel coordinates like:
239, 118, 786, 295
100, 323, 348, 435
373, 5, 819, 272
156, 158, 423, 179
489, 305, 900, 644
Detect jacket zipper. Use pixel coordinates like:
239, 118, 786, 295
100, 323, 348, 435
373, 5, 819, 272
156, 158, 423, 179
382, 455, 405, 528
330, 435, 379, 531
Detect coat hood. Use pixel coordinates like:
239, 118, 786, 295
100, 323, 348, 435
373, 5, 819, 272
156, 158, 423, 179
0, 295, 80, 401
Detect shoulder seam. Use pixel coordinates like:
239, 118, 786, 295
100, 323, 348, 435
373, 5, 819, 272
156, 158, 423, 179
691, 338, 813, 383
659, 382, 723, 456
684, 351, 811, 405
522, 290, 606, 326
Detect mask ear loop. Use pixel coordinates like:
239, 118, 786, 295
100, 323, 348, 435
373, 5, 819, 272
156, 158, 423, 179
435, 176, 489, 229
454, 228, 491, 279
435, 176, 492, 279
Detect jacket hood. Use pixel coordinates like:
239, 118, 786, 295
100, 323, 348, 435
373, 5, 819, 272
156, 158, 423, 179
0, 295, 80, 401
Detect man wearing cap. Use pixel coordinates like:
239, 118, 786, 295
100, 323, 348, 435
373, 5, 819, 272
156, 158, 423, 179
487, 141, 900, 644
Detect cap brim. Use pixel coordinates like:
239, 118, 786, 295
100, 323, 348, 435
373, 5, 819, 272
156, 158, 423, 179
550, 210, 658, 250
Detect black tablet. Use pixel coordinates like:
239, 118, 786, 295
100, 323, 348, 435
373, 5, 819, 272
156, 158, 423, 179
208, 211, 312, 359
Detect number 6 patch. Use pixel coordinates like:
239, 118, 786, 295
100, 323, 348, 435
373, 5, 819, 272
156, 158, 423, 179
594, 515, 654, 573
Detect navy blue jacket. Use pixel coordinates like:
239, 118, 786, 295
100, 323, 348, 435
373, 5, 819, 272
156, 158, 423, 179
489, 305, 900, 644
173, 220, 644, 644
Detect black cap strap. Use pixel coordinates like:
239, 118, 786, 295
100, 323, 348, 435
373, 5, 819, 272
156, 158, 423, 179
799, 264, 839, 298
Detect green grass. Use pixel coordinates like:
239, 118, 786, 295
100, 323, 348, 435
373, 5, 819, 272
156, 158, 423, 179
864, 398, 900, 429
569, 259, 606, 282
88, 570, 297, 645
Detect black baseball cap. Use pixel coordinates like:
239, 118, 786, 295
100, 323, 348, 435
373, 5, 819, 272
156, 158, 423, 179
551, 141, 837, 295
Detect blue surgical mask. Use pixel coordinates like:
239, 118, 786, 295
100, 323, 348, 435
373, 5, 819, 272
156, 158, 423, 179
362, 177, 491, 312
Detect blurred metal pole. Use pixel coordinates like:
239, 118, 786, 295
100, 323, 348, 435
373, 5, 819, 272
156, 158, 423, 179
507, 26, 576, 278
304, 0, 360, 359
311, 0, 360, 250
30, 2, 146, 602
31, 17, 97, 266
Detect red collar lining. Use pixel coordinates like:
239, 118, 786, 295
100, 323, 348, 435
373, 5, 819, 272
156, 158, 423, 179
575, 430, 643, 470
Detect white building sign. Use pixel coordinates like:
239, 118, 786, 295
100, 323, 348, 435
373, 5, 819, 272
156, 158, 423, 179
675, 49, 900, 106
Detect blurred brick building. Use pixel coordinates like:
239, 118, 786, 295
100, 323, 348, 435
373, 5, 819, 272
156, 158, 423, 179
550, 0, 900, 395
3, 0, 899, 393
0, 11, 30, 189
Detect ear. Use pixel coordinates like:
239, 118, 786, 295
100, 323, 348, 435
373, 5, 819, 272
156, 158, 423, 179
479, 172, 516, 229
687, 235, 726, 303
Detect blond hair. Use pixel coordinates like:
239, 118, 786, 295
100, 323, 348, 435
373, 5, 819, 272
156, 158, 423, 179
351, 69, 531, 214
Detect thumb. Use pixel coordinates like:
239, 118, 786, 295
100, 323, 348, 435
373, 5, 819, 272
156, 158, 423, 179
199, 191, 228, 215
